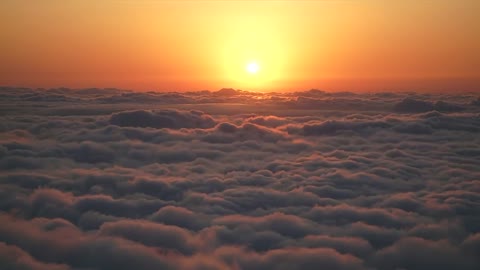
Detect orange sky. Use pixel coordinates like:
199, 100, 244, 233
1, 0, 479, 92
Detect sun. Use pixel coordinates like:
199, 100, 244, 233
246, 61, 260, 74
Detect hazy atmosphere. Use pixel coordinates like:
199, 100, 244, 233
1, 0, 479, 91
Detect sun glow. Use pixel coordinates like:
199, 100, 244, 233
246, 62, 260, 74
221, 22, 289, 91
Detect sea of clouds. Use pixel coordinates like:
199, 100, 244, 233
1, 87, 480, 270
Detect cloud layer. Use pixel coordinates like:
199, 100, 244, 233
1, 87, 480, 269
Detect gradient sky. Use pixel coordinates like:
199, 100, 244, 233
1, 0, 479, 92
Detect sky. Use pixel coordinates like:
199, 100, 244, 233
1, 0, 479, 91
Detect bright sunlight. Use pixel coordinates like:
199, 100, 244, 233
246, 62, 260, 74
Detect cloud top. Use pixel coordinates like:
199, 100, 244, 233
0, 87, 479, 269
